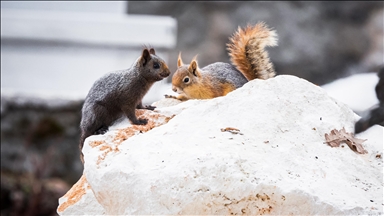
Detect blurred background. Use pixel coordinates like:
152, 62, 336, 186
1, 1, 383, 215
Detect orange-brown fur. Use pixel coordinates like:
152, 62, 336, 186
227, 22, 277, 80
167, 22, 277, 101
170, 57, 238, 100
179, 80, 236, 99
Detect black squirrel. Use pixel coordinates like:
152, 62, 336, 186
165, 22, 277, 101
79, 48, 170, 163
354, 66, 384, 134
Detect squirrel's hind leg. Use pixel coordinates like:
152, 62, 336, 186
94, 125, 109, 135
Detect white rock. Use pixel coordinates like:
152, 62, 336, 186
57, 175, 105, 215
57, 75, 383, 215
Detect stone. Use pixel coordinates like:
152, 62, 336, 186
57, 75, 383, 215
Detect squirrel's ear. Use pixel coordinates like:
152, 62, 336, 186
189, 60, 198, 77
141, 49, 151, 66
177, 52, 184, 68
149, 48, 156, 55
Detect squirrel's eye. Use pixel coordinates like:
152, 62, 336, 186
183, 77, 190, 83
153, 62, 160, 69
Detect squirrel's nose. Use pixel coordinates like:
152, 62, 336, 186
172, 86, 177, 92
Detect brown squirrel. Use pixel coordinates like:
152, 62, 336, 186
165, 22, 277, 101
79, 47, 170, 163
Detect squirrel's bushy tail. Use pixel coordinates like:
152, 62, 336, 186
227, 22, 278, 80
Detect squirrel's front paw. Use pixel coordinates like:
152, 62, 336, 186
145, 105, 156, 110
164, 94, 177, 99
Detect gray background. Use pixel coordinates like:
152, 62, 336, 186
128, 1, 383, 85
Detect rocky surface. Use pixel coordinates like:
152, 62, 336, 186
57, 75, 383, 215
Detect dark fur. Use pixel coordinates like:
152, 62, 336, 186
201, 62, 248, 88
79, 48, 170, 163
354, 67, 384, 134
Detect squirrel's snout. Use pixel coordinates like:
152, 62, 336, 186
160, 68, 171, 78
172, 86, 177, 92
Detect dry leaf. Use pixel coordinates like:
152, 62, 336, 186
221, 127, 243, 135
324, 127, 367, 154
